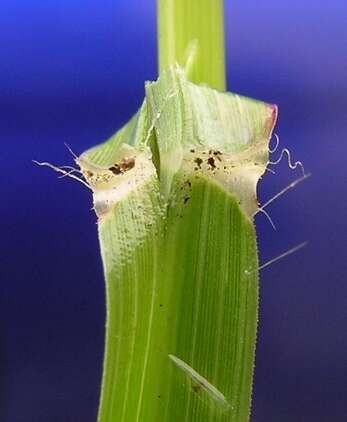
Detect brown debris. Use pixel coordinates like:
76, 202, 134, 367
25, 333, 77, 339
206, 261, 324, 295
109, 164, 122, 175
207, 156, 216, 169
194, 157, 203, 169
109, 157, 135, 176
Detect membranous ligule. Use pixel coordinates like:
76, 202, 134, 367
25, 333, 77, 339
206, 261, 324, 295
179, 145, 267, 216
77, 139, 268, 220
77, 144, 157, 219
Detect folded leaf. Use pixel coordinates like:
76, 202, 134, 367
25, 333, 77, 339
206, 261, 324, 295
79, 66, 277, 422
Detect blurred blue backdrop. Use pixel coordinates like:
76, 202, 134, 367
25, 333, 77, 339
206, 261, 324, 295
1, 1, 346, 421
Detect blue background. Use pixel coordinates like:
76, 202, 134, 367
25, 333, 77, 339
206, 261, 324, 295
1, 1, 346, 421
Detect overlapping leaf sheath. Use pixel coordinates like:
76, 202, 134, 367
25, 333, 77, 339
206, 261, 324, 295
80, 67, 277, 422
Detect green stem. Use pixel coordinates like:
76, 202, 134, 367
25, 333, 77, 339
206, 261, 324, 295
158, 0, 226, 91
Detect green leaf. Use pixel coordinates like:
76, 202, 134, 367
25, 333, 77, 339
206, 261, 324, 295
78, 66, 277, 422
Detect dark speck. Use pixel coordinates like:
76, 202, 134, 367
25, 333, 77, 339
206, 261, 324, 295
192, 384, 202, 394
207, 157, 216, 169
194, 157, 203, 169
120, 157, 135, 171
109, 164, 122, 175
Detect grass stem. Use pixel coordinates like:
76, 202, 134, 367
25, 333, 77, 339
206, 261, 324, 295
158, 0, 226, 91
